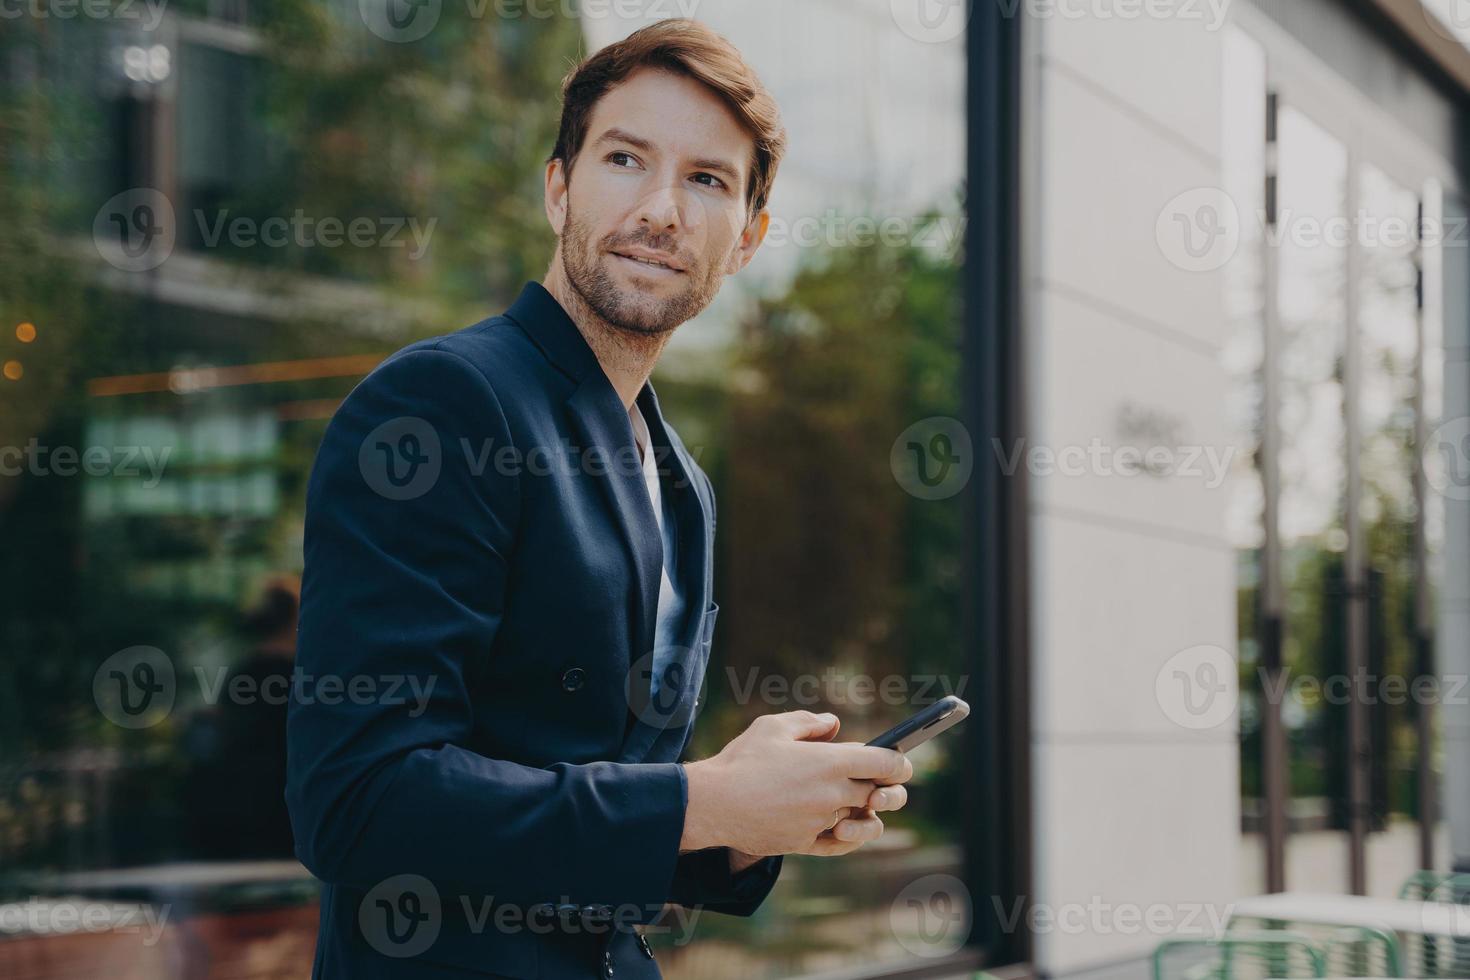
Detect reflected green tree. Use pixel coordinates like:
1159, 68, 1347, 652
0, 5, 580, 872
698, 209, 966, 836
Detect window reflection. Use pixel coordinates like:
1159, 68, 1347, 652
0, 4, 969, 978
1357, 165, 1425, 866
1274, 107, 1350, 878
1221, 25, 1267, 847
654, 225, 969, 977
1227, 52, 1457, 895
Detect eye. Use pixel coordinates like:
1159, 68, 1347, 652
691, 173, 728, 191
607, 151, 642, 169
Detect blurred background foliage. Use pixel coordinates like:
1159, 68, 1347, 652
0, 5, 966, 924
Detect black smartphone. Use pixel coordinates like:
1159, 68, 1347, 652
864, 695, 971, 752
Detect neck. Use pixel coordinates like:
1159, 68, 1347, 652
543, 252, 671, 410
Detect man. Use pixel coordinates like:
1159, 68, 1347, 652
287, 18, 913, 979
188, 575, 300, 859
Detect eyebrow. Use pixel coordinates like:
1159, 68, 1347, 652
593, 127, 744, 186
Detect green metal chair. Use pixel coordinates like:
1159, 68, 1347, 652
1152, 930, 1327, 980
1398, 871, 1470, 978
1227, 915, 1402, 977
1320, 924, 1403, 978
1424, 873, 1470, 906
1399, 870, 1456, 901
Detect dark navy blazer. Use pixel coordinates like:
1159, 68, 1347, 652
287, 282, 782, 979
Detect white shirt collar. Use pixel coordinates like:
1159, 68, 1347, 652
628, 401, 651, 463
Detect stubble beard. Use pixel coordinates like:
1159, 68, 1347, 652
559, 201, 723, 339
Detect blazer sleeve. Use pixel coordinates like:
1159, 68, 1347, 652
664, 466, 783, 917
285, 346, 688, 911
668, 849, 783, 917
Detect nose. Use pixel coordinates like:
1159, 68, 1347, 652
635, 180, 683, 234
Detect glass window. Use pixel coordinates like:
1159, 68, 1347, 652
1356, 165, 1426, 868
1221, 24, 1267, 861
0, 4, 973, 978
1226, 26, 1463, 897
1274, 104, 1353, 886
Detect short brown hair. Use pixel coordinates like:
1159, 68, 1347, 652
550, 18, 786, 217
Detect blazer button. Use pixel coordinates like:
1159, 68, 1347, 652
561, 667, 586, 692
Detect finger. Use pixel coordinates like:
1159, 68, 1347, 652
872, 753, 913, 786
870, 752, 913, 786
842, 779, 880, 808
772, 711, 840, 741
805, 720, 842, 743
829, 812, 884, 844
868, 784, 908, 812
804, 835, 866, 857
835, 744, 911, 782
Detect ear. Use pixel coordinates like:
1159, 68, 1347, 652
544, 158, 569, 236
724, 208, 771, 276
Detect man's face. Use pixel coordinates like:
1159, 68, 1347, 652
546, 67, 769, 336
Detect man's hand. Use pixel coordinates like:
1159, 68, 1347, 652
681, 710, 913, 859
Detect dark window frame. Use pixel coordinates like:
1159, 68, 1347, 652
962, 0, 1034, 971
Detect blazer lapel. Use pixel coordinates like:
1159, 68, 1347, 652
615, 382, 711, 763
507, 282, 661, 644
502, 281, 712, 763
566, 378, 662, 686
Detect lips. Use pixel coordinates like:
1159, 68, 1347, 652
611, 250, 685, 273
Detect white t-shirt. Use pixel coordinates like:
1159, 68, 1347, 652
629, 403, 687, 698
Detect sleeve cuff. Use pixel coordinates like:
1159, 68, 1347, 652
668, 847, 783, 917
